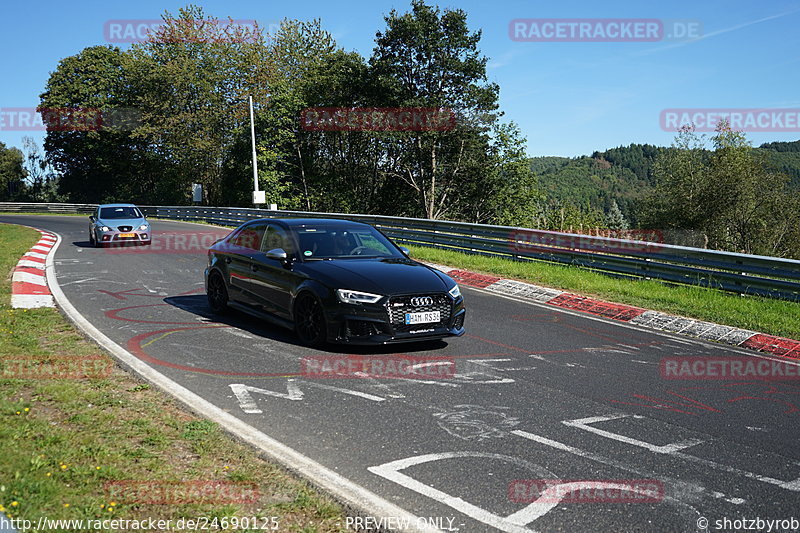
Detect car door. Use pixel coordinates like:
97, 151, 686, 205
224, 222, 268, 305
89, 207, 100, 237
249, 223, 304, 320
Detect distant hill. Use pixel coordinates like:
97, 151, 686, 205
529, 144, 664, 225
531, 140, 800, 224
758, 140, 800, 187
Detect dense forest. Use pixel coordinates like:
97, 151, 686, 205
0, 2, 799, 258
531, 140, 800, 232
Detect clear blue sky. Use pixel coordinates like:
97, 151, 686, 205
1, 0, 799, 157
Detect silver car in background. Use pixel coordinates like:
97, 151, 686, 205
88, 203, 151, 247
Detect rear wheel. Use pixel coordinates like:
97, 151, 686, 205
294, 293, 327, 347
207, 271, 229, 314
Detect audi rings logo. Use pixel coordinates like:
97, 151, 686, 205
411, 297, 434, 307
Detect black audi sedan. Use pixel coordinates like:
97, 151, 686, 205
204, 218, 465, 346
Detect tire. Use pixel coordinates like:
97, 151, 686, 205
89, 231, 97, 247
294, 293, 327, 348
207, 271, 229, 314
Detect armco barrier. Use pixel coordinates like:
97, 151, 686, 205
2, 202, 800, 301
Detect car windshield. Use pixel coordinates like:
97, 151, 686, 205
100, 206, 143, 219
294, 225, 403, 260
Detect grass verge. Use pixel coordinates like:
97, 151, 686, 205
408, 244, 800, 340
0, 224, 349, 532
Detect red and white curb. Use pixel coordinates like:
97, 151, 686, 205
426, 263, 800, 361
11, 230, 57, 308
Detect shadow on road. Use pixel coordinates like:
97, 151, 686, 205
163, 294, 449, 355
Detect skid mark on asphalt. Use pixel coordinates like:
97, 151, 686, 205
612, 382, 800, 417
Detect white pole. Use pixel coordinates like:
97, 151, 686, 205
249, 95, 258, 193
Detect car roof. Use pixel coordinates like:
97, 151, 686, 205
98, 203, 140, 208
245, 218, 372, 229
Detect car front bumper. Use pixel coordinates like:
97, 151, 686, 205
326, 294, 466, 345
97, 228, 150, 244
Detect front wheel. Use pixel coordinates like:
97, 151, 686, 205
207, 271, 229, 314
294, 293, 327, 348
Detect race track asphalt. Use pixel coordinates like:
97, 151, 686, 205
3, 214, 799, 533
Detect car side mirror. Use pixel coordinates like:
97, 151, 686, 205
266, 248, 288, 261
89, 216, 96, 223
399, 246, 410, 256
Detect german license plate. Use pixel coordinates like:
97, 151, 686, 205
118, 233, 135, 238
405, 311, 440, 325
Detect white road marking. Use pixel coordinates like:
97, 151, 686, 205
370, 451, 702, 532
301, 380, 386, 402
561, 414, 800, 491
511, 429, 744, 505
564, 414, 705, 454
225, 329, 254, 339
369, 452, 556, 533
230, 382, 304, 413
229, 379, 385, 414
711, 491, 747, 505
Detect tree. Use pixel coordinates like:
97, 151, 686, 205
643, 120, 800, 257
605, 200, 629, 231
369, 0, 501, 219
39, 45, 163, 203
0, 142, 27, 201
127, 5, 271, 205
642, 125, 710, 232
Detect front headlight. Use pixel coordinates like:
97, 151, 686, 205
139, 224, 149, 231
100, 226, 111, 232
336, 289, 383, 305
448, 284, 461, 299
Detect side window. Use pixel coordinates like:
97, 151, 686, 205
230, 224, 267, 251
262, 225, 294, 255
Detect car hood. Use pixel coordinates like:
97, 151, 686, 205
97, 218, 147, 227
298, 258, 452, 295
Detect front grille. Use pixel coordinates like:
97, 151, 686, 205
117, 225, 133, 232
387, 293, 452, 333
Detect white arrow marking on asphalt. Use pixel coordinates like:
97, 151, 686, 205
558, 414, 800, 491
564, 414, 705, 454
229, 379, 385, 414
230, 382, 304, 413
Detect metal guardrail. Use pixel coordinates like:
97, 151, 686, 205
3, 202, 800, 301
